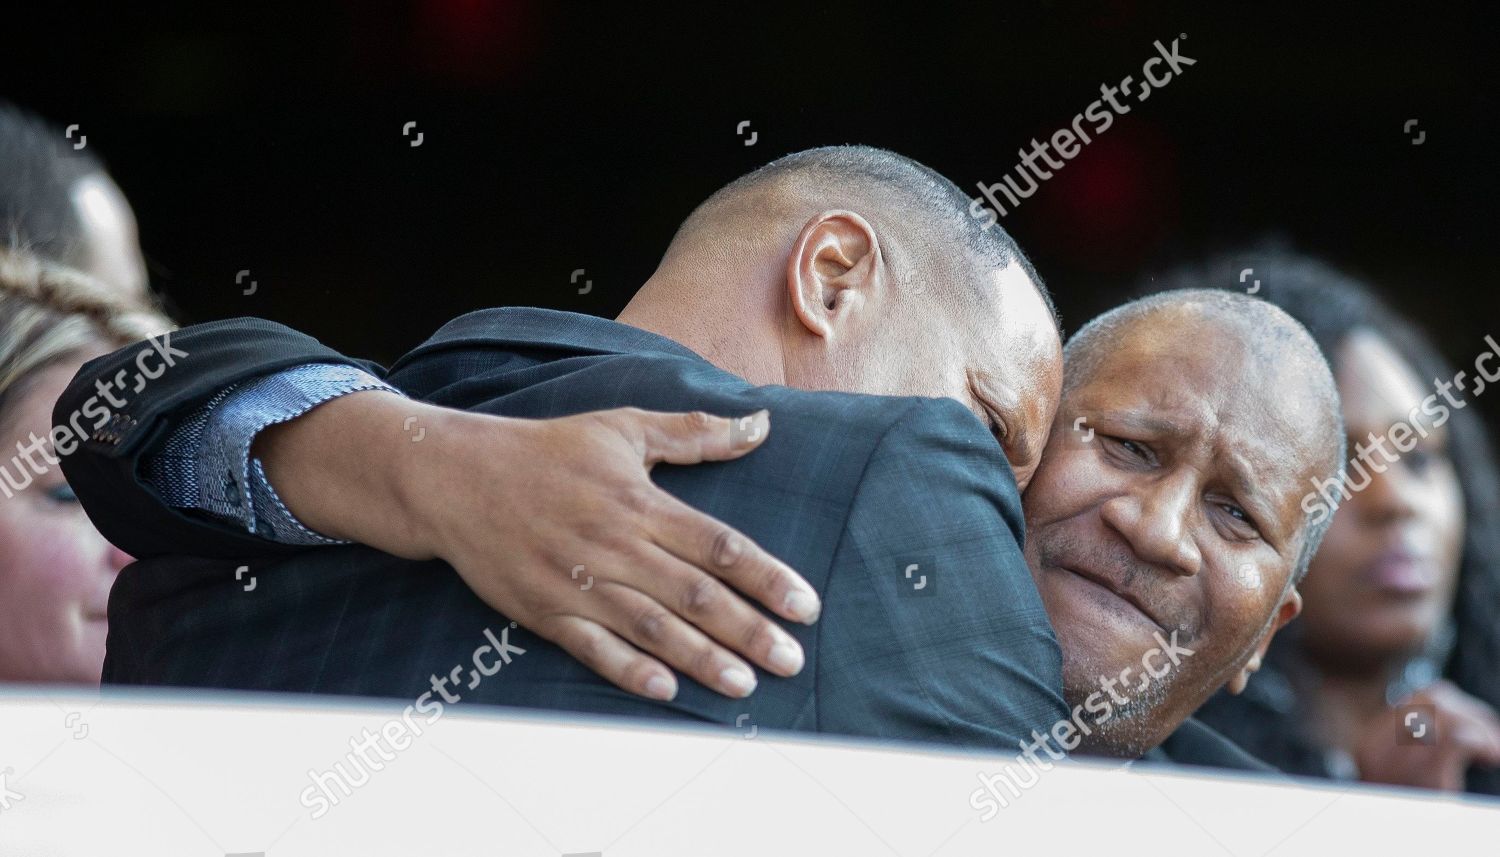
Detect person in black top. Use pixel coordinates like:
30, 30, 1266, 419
1171, 249, 1500, 795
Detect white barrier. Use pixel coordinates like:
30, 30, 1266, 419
0, 687, 1493, 855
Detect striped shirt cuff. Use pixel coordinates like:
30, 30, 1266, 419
143, 363, 399, 545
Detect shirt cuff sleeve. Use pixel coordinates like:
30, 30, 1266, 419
141, 363, 399, 545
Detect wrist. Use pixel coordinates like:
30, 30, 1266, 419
387, 404, 527, 562
256, 390, 435, 555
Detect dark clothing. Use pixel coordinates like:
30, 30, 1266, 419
1144, 717, 1276, 773
1195, 674, 1344, 779
1195, 654, 1500, 794
61, 309, 1066, 751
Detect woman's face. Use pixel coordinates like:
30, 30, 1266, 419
1297, 330, 1465, 667
0, 360, 132, 683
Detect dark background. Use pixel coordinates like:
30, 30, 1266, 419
7, 2, 1497, 409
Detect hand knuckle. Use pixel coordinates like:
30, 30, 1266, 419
740, 617, 773, 655
680, 575, 720, 617
690, 643, 721, 680
569, 629, 607, 668
756, 563, 787, 601
513, 589, 551, 620
575, 514, 608, 542
622, 484, 656, 517
684, 410, 714, 431
708, 527, 744, 569
632, 607, 671, 644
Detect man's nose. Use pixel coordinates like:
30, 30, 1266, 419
1100, 474, 1203, 576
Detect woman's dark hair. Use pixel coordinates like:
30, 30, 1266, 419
0, 102, 109, 271
1148, 248, 1500, 717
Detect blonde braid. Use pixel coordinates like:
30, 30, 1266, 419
0, 248, 174, 411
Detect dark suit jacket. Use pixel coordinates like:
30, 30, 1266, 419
59, 308, 1065, 750
1145, 718, 1276, 773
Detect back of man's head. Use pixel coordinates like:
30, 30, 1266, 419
622, 145, 1064, 487
666, 145, 1046, 301
0, 102, 146, 296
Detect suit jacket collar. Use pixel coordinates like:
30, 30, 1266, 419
395, 307, 708, 370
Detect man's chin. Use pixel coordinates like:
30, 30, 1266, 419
1070, 721, 1167, 760
1039, 565, 1169, 659
1061, 668, 1178, 759
1051, 628, 1189, 758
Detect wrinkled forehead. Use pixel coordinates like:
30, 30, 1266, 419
1068, 313, 1335, 500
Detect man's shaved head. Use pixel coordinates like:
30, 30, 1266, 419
667, 145, 1056, 323
622, 146, 1066, 489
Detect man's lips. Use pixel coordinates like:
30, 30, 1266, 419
1056, 564, 1166, 631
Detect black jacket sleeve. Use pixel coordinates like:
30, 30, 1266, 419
54, 317, 384, 560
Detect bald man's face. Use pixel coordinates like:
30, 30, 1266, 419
1021, 311, 1329, 756
951, 262, 1062, 489
838, 260, 1061, 490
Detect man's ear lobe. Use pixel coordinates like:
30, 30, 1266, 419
785, 210, 881, 339
1227, 586, 1303, 695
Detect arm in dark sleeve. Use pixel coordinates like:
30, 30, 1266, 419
817, 396, 1067, 750
54, 318, 385, 560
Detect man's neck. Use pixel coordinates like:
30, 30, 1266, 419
615, 273, 788, 387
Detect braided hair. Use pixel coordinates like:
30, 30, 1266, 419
0, 249, 172, 425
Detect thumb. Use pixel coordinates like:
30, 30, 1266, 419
631, 408, 770, 466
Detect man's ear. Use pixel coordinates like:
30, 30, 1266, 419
785, 210, 882, 340
1227, 586, 1303, 695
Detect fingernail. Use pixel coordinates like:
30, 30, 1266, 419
732, 410, 769, 450
767, 639, 804, 676
784, 588, 822, 624
645, 674, 678, 701
720, 665, 758, 698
